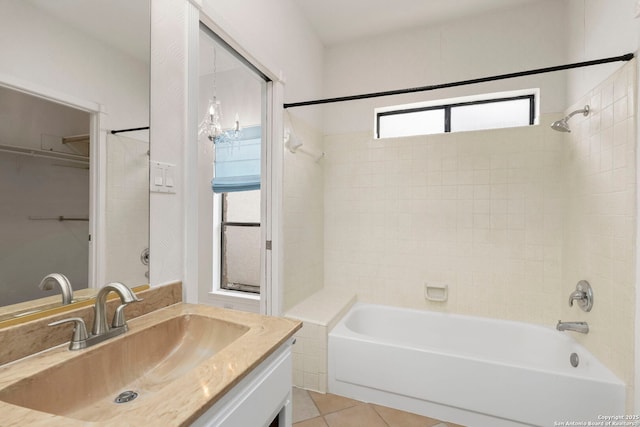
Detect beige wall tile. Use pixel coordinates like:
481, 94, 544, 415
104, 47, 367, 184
283, 115, 325, 311
324, 114, 566, 319
562, 61, 637, 410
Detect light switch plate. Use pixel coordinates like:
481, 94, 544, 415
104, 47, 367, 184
150, 161, 164, 193
150, 161, 176, 194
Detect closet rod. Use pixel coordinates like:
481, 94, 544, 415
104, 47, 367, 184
0, 144, 89, 164
110, 126, 149, 135
283, 53, 635, 109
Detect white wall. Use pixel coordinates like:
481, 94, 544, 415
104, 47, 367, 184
149, 0, 188, 289
566, 0, 640, 104
200, 0, 324, 128
0, 1, 149, 133
322, 0, 568, 135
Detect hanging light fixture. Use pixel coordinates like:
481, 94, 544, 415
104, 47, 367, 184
199, 44, 223, 142
200, 98, 222, 142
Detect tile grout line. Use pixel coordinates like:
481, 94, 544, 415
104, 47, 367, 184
297, 388, 455, 427
314, 396, 390, 427
307, 389, 324, 420
296, 388, 329, 426
305, 389, 368, 425
369, 404, 392, 427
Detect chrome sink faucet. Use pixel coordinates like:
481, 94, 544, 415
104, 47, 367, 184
92, 282, 141, 335
39, 273, 74, 305
49, 282, 141, 350
557, 320, 589, 334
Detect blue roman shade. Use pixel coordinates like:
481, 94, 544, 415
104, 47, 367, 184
212, 125, 261, 193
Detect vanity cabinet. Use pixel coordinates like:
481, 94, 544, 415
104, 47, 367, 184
191, 340, 294, 427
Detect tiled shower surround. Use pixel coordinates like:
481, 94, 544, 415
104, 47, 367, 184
322, 61, 636, 408
105, 134, 149, 285
324, 116, 565, 321
283, 116, 325, 311
561, 61, 637, 409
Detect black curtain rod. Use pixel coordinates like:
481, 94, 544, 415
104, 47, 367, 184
110, 126, 150, 135
283, 53, 635, 109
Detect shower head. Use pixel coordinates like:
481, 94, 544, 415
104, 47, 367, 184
551, 118, 571, 132
550, 105, 590, 132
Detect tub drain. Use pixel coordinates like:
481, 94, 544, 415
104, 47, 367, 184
114, 390, 138, 404
570, 352, 579, 368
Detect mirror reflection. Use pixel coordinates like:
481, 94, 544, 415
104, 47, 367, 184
0, 0, 150, 317
0, 87, 91, 306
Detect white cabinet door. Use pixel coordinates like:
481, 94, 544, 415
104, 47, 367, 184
191, 341, 293, 427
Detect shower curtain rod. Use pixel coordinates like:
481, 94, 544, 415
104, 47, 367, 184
110, 126, 149, 135
283, 53, 634, 109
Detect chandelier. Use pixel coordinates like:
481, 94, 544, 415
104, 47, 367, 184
199, 44, 223, 142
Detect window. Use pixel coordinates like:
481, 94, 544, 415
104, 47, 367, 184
376, 91, 536, 139
220, 191, 261, 294
378, 107, 445, 138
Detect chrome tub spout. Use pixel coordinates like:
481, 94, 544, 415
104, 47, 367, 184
556, 320, 589, 334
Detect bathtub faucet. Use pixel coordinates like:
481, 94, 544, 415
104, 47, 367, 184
556, 320, 589, 334
568, 280, 594, 312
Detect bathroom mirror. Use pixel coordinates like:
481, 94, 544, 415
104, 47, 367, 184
0, 0, 150, 323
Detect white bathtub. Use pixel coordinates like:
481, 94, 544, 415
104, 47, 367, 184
328, 303, 625, 427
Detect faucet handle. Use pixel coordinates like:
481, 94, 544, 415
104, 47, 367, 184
568, 291, 585, 307
569, 280, 594, 312
112, 305, 129, 329
49, 317, 89, 348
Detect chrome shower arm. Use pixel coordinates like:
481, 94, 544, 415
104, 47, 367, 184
565, 105, 590, 120
550, 105, 590, 132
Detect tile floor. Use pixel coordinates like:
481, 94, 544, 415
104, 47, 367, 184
292, 387, 466, 427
